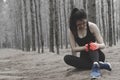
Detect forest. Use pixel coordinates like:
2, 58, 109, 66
0, 0, 119, 54
0, 0, 120, 80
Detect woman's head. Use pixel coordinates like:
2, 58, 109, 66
69, 8, 87, 37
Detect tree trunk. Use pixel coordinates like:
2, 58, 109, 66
107, 0, 113, 46
23, 0, 31, 51
87, 0, 96, 23
83, 0, 86, 11
30, 0, 36, 51
59, 0, 63, 49
20, 0, 24, 51
38, 0, 44, 53
70, 0, 74, 10
101, 0, 106, 44
111, 0, 116, 45
63, 0, 68, 49
49, 0, 54, 52
34, 0, 40, 53
54, 0, 59, 54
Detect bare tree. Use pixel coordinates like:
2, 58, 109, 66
63, 0, 68, 49
54, 0, 59, 54
87, 0, 96, 23
34, 0, 40, 53
101, 0, 106, 44
49, 0, 54, 52
38, 0, 44, 53
107, 0, 113, 46
83, 0, 87, 10
23, 0, 31, 51
19, 0, 24, 51
58, 0, 63, 49
70, 0, 74, 10
111, 0, 116, 45
30, 0, 36, 51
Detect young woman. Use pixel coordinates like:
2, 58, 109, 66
64, 8, 112, 78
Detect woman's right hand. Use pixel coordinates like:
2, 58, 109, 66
85, 42, 99, 52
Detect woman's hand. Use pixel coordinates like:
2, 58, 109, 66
85, 43, 89, 52
89, 42, 99, 51
85, 42, 99, 52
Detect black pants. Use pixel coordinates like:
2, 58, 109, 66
64, 50, 105, 69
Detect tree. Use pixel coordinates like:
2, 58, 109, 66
23, 0, 31, 51
87, 0, 96, 23
83, 0, 87, 11
30, 0, 36, 51
20, 0, 24, 51
54, 0, 59, 54
49, 0, 54, 52
34, 0, 41, 53
111, 0, 116, 45
70, 0, 74, 10
58, 0, 63, 49
107, 0, 113, 46
63, 0, 68, 49
38, 0, 44, 53
101, 0, 106, 44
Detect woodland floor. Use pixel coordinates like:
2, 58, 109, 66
0, 44, 120, 80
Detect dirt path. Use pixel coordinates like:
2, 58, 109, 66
0, 46, 120, 80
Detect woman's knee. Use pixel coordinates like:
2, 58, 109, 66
64, 55, 71, 63
63, 55, 77, 65
88, 50, 105, 62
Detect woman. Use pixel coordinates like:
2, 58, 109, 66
64, 8, 112, 78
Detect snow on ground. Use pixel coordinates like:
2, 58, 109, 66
0, 45, 120, 80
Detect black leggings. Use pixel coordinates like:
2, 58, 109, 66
64, 50, 105, 69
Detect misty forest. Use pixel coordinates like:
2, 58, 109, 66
0, 0, 120, 53
0, 0, 120, 80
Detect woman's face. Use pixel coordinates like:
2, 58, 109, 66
76, 19, 87, 30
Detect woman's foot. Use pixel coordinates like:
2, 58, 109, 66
99, 61, 112, 71
90, 62, 101, 78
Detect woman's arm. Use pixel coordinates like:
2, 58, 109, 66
69, 29, 86, 53
89, 23, 105, 49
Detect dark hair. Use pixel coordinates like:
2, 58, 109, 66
69, 8, 87, 37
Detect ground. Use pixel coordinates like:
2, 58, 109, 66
0, 45, 120, 80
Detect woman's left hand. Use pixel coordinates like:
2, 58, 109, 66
89, 42, 99, 51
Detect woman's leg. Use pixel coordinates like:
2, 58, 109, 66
99, 50, 105, 62
88, 50, 111, 70
64, 51, 106, 69
88, 50, 105, 62
64, 55, 81, 68
64, 55, 92, 69
98, 51, 112, 71
88, 50, 101, 78
88, 50, 99, 63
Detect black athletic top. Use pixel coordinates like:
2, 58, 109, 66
75, 22, 105, 60
75, 22, 96, 46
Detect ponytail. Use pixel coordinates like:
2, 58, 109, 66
69, 8, 79, 38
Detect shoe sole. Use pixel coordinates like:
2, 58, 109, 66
91, 76, 101, 80
91, 77, 98, 79
105, 62, 112, 71
91, 78, 99, 80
